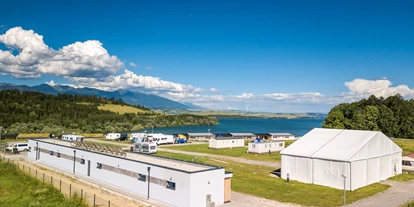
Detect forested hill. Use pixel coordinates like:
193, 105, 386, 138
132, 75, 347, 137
0, 90, 218, 134
322, 95, 414, 139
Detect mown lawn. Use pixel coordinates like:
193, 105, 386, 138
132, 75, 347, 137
154, 151, 389, 207
388, 173, 414, 182
163, 144, 282, 163
0, 161, 87, 207
394, 138, 414, 155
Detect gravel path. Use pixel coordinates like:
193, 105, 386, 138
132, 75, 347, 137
348, 180, 414, 207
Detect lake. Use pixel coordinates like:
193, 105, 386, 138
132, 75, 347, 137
139, 118, 324, 137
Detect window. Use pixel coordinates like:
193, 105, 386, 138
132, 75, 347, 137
232, 141, 234, 143
279, 143, 283, 147
80, 159, 85, 164
97, 163, 102, 169
57, 153, 61, 158
138, 174, 146, 182
150, 146, 156, 150
402, 161, 413, 166
166, 181, 176, 190
252, 144, 256, 148
50, 151, 54, 156
265, 144, 267, 148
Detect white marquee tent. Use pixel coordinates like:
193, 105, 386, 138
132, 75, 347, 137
281, 128, 402, 190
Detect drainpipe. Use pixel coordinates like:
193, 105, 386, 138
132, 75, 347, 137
147, 166, 151, 200
36, 142, 38, 160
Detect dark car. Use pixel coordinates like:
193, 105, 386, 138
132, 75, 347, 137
118, 133, 128, 141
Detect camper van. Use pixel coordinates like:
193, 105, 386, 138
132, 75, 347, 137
130, 133, 147, 140
133, 137, 157, 154
105, 133, 121, 140
147, 133, 174, 145
61, 134, 84, 142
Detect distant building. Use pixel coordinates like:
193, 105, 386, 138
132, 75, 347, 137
186, 133, 214, 139
229, 133, 256, 139
269, 133, 295, 140
254, 133, 272, 140
209, 137, 245, 149
247, 139, 285, 154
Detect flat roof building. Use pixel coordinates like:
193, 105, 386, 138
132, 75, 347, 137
186, 133, 214, 139
209, 137, 245, 149
28, 139, 232, 207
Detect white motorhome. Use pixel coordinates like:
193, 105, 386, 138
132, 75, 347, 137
105, 133, 121, 140
133, 137, 157, 154
6, 143, 29, 152
61, 134, 84, 142
147, 133, 174, 145
129, 133, 147, 140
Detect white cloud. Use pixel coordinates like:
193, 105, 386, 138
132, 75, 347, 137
236, 93, 255, 99
129, 62, 137, 67
209, 88, 219, 93
146, 66, 152, 70
0, 27, 123, 79
226, 106, 238, 110
343, 78, 414, 101
264, 92, 324, 103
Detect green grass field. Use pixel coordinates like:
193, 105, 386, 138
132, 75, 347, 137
404, 200, 414, 207
154, 151, 389, 207
0, 161, 87, 207
97, 103, 146, 114
394, 138, 414, 155
388, 173, 414, 182
163, 144, 282, 163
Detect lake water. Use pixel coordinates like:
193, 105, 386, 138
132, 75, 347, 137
139, 118, 324, 137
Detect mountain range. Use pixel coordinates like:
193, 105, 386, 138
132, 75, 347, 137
0, 83, 203, 110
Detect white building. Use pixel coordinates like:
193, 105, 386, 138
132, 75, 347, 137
28, 139, 232, 207
105, 133, 121, 140
402, 153, 414, 171
281, 128, 402, 191
209, 137, 245, 149
269, 133, 295, 140
186, 133, 214, 140
247, 140, 285, 154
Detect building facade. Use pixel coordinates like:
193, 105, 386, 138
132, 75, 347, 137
209, 137, 245, 149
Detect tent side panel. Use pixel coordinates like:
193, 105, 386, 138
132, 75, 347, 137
366, 157, 380, 185
350, 160, 367, 190
281, 155, 312, 183
380, 154, 393, 180
392, 152, 402, 175
313, 159, 350, 190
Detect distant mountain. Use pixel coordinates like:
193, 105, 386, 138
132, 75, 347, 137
0, 83, 201, 110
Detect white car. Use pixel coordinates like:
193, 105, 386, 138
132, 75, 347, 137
6, 143, 29, 152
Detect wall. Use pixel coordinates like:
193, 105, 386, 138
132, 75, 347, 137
272, 135, 295, 140
189, 169, 225, 207
248, 142, 285, 154
28, 139, 225, 207
209, 139, 244, 149
281, 155, 313, 183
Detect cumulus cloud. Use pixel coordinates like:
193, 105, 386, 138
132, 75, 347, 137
0, 27, 123, 79
129, 62, 137, 67
209, 88, 219, 93
236, 93, 255, 99
343, 78, 414, 101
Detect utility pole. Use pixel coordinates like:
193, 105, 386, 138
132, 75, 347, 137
0, 126, 2, 141
342, 174, 346, 207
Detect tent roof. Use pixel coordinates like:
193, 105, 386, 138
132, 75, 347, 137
281, 128, 402, 161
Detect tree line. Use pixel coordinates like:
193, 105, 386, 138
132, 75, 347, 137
322, 94, 414, 139
0, 90, 218, 134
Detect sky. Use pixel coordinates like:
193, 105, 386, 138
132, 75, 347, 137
0, 0, 413, 113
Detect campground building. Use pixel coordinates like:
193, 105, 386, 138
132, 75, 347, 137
247, 139, 285, 154
269, 133, 295, 140
186, 133, 214, 140
281, 128, 402, 191
209, 137, 245, 149
228, 133, 256, 139
28, 139, 232, 207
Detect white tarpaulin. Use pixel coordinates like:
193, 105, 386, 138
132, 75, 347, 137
281, 128, 402, 190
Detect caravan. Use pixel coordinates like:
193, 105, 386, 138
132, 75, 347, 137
133, 137, 157, 154
105, 133, 121, 140
147, 133, 174, 145
130, 133, 147, 140
61, 134, 84, 142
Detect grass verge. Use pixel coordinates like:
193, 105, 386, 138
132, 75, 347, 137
154, 151, 389, 206
0, 161, 87, 207
403, 200, 414, 207
388, 173, 414, 182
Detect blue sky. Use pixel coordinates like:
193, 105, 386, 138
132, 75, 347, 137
0, 0, 413, 112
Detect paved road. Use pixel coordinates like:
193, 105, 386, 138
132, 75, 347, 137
348, 180, 414, 207
87, 139, 281, 168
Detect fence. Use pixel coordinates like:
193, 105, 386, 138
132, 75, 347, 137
0, 155, 122, 207
0, 142, 9, 152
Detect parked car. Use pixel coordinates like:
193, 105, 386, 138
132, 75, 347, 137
176, 139, 188, 144
6, 143, 29, 152
119, 133, 128, 141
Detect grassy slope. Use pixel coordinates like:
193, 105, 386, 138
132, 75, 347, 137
0, 161, 87, 207
388, 173, 414, 182
394, 138, 414, 155
97, 104, 146, 114
154, 151, 389, 207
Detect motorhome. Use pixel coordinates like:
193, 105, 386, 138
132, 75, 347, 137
105, 133, 121, 140
61, 134, 84, 142
133, 137, 157, 154
147, 133, 174, 145
129, 133, 147, 140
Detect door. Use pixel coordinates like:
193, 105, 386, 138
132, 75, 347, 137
87, 160, 91, 176
224, 178, 231, 203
